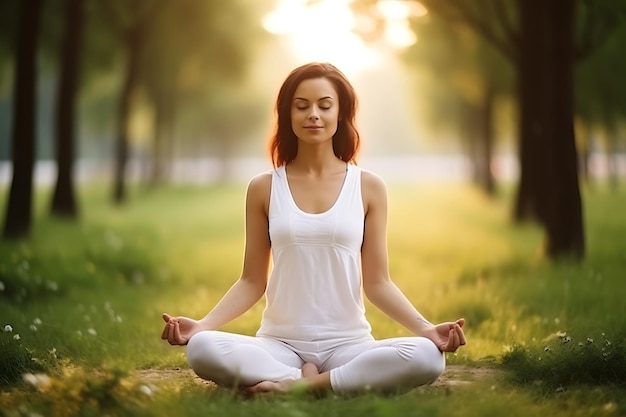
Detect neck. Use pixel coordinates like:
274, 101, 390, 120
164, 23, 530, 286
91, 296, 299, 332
289, 145, 345, 176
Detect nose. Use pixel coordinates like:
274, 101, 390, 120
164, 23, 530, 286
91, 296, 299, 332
308, 107, 319, 120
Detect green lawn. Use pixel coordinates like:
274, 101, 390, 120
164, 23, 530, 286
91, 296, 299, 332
1, 181, 625, 416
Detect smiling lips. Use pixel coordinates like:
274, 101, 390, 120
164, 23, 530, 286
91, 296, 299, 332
304, 125, 322, 129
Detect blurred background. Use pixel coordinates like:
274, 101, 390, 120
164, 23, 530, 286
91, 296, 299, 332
1, 0, 625, 258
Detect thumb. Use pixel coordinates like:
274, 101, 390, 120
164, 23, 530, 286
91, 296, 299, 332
456, 318, 466, 327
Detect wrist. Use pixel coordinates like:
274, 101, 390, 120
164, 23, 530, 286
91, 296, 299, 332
415, 317, 434, 336
198, 317, 215, 331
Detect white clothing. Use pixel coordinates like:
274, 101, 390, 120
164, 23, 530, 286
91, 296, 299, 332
185, 164, 445, 392
257, 164, 371, 341
187, 331, 444, 393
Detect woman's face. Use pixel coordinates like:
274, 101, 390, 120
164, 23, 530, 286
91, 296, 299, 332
290, 77, 340, 145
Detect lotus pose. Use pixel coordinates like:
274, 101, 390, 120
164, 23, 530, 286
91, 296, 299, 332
161, 62, 466, 394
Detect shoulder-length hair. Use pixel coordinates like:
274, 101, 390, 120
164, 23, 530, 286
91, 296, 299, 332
268, 62, 360, 167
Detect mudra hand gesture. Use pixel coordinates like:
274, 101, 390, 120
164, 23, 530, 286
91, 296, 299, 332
161, 313, 203, 346
422, 318, 466, 353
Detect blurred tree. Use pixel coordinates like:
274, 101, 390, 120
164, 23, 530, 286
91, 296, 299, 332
414, 0, 626, 259
0, 1, 19, 160
96, 0, 162, 205
576, 23, 626, 187
2, 0, 44, 239
141, 0, 267, 184
50, 0, 84, 218
404, 15, 513, 195
85, 0, 267, 197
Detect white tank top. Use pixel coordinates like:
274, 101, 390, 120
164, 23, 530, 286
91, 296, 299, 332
256, 164, 372, 342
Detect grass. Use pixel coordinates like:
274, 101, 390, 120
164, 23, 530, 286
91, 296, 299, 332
0, 180, 625, 416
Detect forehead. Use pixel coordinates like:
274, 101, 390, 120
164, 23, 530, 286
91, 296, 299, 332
293, 77, 338, 100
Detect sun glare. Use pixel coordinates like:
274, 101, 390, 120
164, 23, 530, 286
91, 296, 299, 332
263, 0, 427, 75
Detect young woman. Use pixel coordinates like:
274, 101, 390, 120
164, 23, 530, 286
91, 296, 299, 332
161, 62, 466, 394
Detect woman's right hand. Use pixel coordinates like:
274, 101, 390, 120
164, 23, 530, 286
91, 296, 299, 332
161, 313, 203, 345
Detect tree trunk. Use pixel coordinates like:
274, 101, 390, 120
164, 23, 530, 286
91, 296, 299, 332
514, 0, 548, 222
515, 0, 584, 258
2, 0, 43, 239
113, 27, 143, 205
150, 91, 173, 185
542, 0, 584, 258
51, 0, 84, 218
478, 84, 495, 195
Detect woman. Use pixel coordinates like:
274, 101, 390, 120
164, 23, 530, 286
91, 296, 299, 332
161, 62, 466, 394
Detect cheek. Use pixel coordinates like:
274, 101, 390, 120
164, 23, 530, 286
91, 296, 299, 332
327, 111, 340, 127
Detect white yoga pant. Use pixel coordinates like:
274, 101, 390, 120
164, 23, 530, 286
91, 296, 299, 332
186, 331, 445, 393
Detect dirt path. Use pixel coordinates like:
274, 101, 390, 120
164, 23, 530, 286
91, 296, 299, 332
432, 365, 499, 386
133, 365, 499, 390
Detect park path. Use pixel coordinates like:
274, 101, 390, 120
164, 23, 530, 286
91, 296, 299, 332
133, 365, 499, 391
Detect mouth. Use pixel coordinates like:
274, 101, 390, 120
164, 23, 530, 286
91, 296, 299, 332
304, 125, 323, 129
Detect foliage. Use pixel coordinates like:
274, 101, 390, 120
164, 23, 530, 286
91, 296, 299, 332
402, 8, 514, 145
502, 332, 626, 390
0, 182, 625, 415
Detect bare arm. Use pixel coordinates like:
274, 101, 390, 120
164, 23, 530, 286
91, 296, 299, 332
360, 171, 466, 351
162, 173, 272, 345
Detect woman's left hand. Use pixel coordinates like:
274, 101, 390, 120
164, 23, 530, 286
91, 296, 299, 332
422, 318, 467, 352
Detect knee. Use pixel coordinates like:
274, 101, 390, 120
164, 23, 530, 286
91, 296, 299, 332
406, 340, 445, 384
186, 331, 228, 380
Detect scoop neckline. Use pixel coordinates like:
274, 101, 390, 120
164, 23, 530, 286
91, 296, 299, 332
282, 164, 351, 216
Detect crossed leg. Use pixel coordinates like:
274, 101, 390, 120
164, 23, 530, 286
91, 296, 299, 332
189, 332, 445, 395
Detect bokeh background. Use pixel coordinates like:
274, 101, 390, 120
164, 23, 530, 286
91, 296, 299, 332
2, 3, 626, 415
1, 0, 625, 259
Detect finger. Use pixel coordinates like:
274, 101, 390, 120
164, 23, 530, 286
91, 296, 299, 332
445, 328, 460, 352
456, 318, 465, 328
441, 328, 455, 352
167, 322, 178, 345
173, 321, 187, 345
455, 323, 467, 345
450, 327, 461, 351
161, 313, 172, 339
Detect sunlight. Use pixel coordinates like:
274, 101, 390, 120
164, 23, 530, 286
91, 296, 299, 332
263, 0, 427, 75
263, 0, 378, 75
377, 0, 427, 48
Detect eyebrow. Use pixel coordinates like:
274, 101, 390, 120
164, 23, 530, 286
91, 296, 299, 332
293, 96, 335, 102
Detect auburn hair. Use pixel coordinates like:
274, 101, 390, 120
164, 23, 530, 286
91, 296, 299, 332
268, 62, 360, 167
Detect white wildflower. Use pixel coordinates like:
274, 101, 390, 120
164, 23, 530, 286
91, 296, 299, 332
22, 373, 51, 389
138, 384, 153, 396
87, 328, 97, 336
13, 334, 20, 340
33, 318, 42, 325
29, 325, 38, 332
3, 324, 13, 332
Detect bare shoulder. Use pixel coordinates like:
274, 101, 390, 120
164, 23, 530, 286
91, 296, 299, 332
248, 171, 272, 192
360, 168, 387, 197
360, 168, 387, 214
246, 171, 272, 209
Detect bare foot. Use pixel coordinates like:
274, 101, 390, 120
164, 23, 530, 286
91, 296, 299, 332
301, 363, 319, 378
246, 379, 294, 394
246, 363, 319, 395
